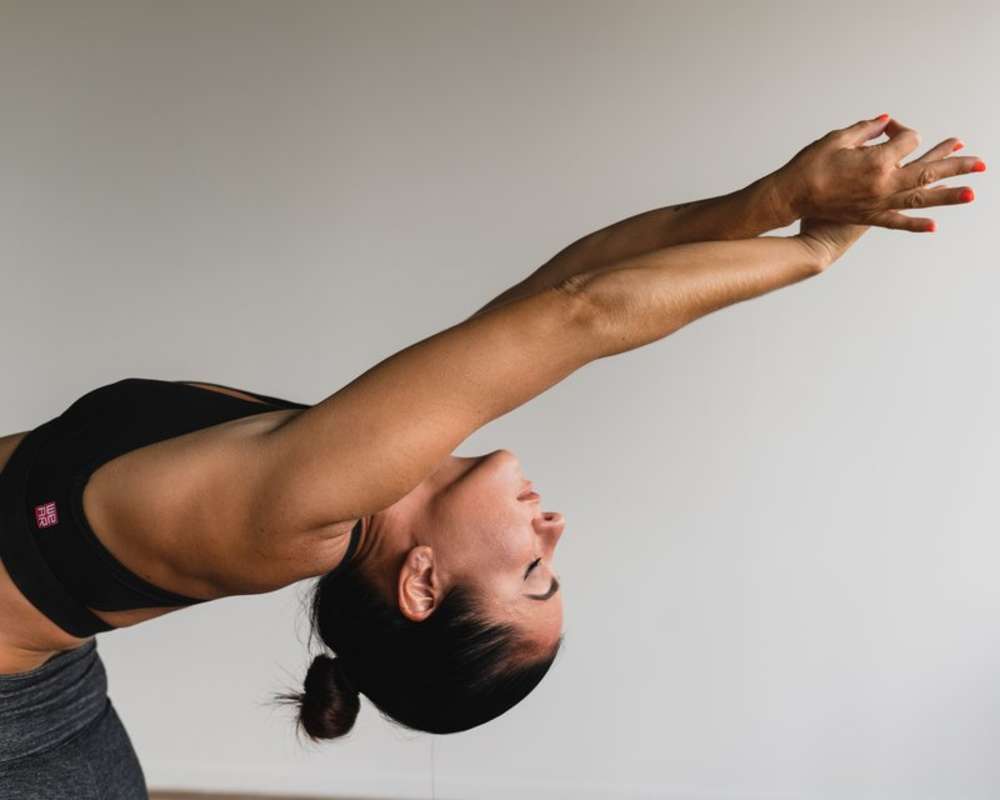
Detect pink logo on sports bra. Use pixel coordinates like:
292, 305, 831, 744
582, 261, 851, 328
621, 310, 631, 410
34, 501, 59, 528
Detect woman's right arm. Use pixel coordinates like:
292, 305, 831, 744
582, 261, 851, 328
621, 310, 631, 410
241, 233, 826, 544
576, 233, 828, 358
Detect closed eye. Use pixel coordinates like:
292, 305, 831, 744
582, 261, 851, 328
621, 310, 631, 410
523, 556, 559, 601
526, 576, 560, 602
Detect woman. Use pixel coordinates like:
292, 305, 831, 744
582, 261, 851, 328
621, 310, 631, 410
0, 115, 983, 795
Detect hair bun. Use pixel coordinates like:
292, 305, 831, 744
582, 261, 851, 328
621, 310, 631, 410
284, 654, 361, 741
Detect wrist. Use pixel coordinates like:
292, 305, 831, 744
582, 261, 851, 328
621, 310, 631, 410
793, 234, 831, 274
759, 169, 805, 230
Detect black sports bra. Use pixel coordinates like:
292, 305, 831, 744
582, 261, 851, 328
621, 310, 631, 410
0, 377, 361, 639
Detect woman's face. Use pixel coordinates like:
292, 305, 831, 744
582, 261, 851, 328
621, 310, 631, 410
421, 449, 565, 652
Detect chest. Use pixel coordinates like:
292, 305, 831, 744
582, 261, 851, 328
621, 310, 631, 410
0, 383, 356, 654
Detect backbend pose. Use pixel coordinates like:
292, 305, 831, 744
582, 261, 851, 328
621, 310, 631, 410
0, 116, 983, 796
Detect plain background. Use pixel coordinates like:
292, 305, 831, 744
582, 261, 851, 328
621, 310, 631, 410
1, 1, 997, 798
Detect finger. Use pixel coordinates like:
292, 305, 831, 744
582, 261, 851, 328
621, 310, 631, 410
907, 137, 964, 165
895, 155, 986, 192
874, 118, 922, 167
866, 209, 936, 232
835, 114, 892, 147
882, 183, 975, 212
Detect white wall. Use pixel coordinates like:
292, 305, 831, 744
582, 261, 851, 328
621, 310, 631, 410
2, 1, 997, 798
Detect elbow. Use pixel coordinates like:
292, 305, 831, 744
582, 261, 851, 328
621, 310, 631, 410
553, 272, 616, 360
554, 272, 600, 325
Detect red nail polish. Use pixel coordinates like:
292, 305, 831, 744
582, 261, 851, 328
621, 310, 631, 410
925, 221, 936, 232
972, 161, 986, 172
953, 141, 965, 152
877, 113, 890, 121
959, 188, 975, 203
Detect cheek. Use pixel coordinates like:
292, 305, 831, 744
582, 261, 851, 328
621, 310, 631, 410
446, 475, 532, 573
459, 517, 528, 599
474, 521, 525, 579
461, 490, 525, 554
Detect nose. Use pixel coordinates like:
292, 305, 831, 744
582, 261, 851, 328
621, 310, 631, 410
534, 511, 565, 555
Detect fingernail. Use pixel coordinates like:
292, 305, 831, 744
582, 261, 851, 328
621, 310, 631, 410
877, 113, 890, 121
953, 141, 965, 152
959, 188, 975, 203
925, 221, 936, 232
972, 161, 987, 172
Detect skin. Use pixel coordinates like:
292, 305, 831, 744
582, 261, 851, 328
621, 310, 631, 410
354, 119, 984, 660
468, 115, 984, 316
352, 448, 565, 657
787, 117, 984, 261
0, 384, 294, 673
0, 115, 982, 676
783, 117, 982, 234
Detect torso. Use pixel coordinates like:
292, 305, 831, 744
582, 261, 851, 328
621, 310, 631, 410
0, 381, 358, 675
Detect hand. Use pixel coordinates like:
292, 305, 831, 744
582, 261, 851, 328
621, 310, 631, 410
797, 217, 871, 271
775, 115, 985, 233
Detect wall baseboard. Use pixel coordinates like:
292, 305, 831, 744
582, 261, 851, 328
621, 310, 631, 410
150, 792, 392, 800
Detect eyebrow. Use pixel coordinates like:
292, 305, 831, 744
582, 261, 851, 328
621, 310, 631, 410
525, 575, 560, 602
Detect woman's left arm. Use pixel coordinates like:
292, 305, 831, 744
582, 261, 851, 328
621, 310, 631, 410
469, 114, 981, 319
467, 172, 795, 321
545, 172, 795, 271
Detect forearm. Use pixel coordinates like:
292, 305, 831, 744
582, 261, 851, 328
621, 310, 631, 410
576, 234, 822, 359
549, 172, 797, 277
468, 171, 798, 320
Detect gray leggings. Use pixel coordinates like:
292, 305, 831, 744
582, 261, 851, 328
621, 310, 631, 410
0, 637, 149, 799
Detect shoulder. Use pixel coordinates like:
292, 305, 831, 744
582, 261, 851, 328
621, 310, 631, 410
81, 406, 326, 597
169, 421, 361, 594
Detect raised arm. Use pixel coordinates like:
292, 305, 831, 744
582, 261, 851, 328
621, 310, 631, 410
248, 285, 597, 538
576, 234, 829, 358
240, 232, 827, 546
466, 173, 792, 321
466, 114, 982, 321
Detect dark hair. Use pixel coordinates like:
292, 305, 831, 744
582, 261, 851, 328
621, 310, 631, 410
271, 552, 562, 741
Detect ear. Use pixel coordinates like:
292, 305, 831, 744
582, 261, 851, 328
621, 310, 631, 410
397, 545, 442, 622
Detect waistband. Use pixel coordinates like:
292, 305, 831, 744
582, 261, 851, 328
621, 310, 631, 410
0, 638, 109, 765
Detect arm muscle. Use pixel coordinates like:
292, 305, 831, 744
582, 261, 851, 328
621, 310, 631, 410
252, 285, 596, 537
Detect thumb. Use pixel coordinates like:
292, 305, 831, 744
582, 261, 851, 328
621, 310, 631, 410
839, 114, 892, 147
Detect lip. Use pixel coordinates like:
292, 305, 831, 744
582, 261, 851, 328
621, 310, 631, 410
517, 480, 539, 501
